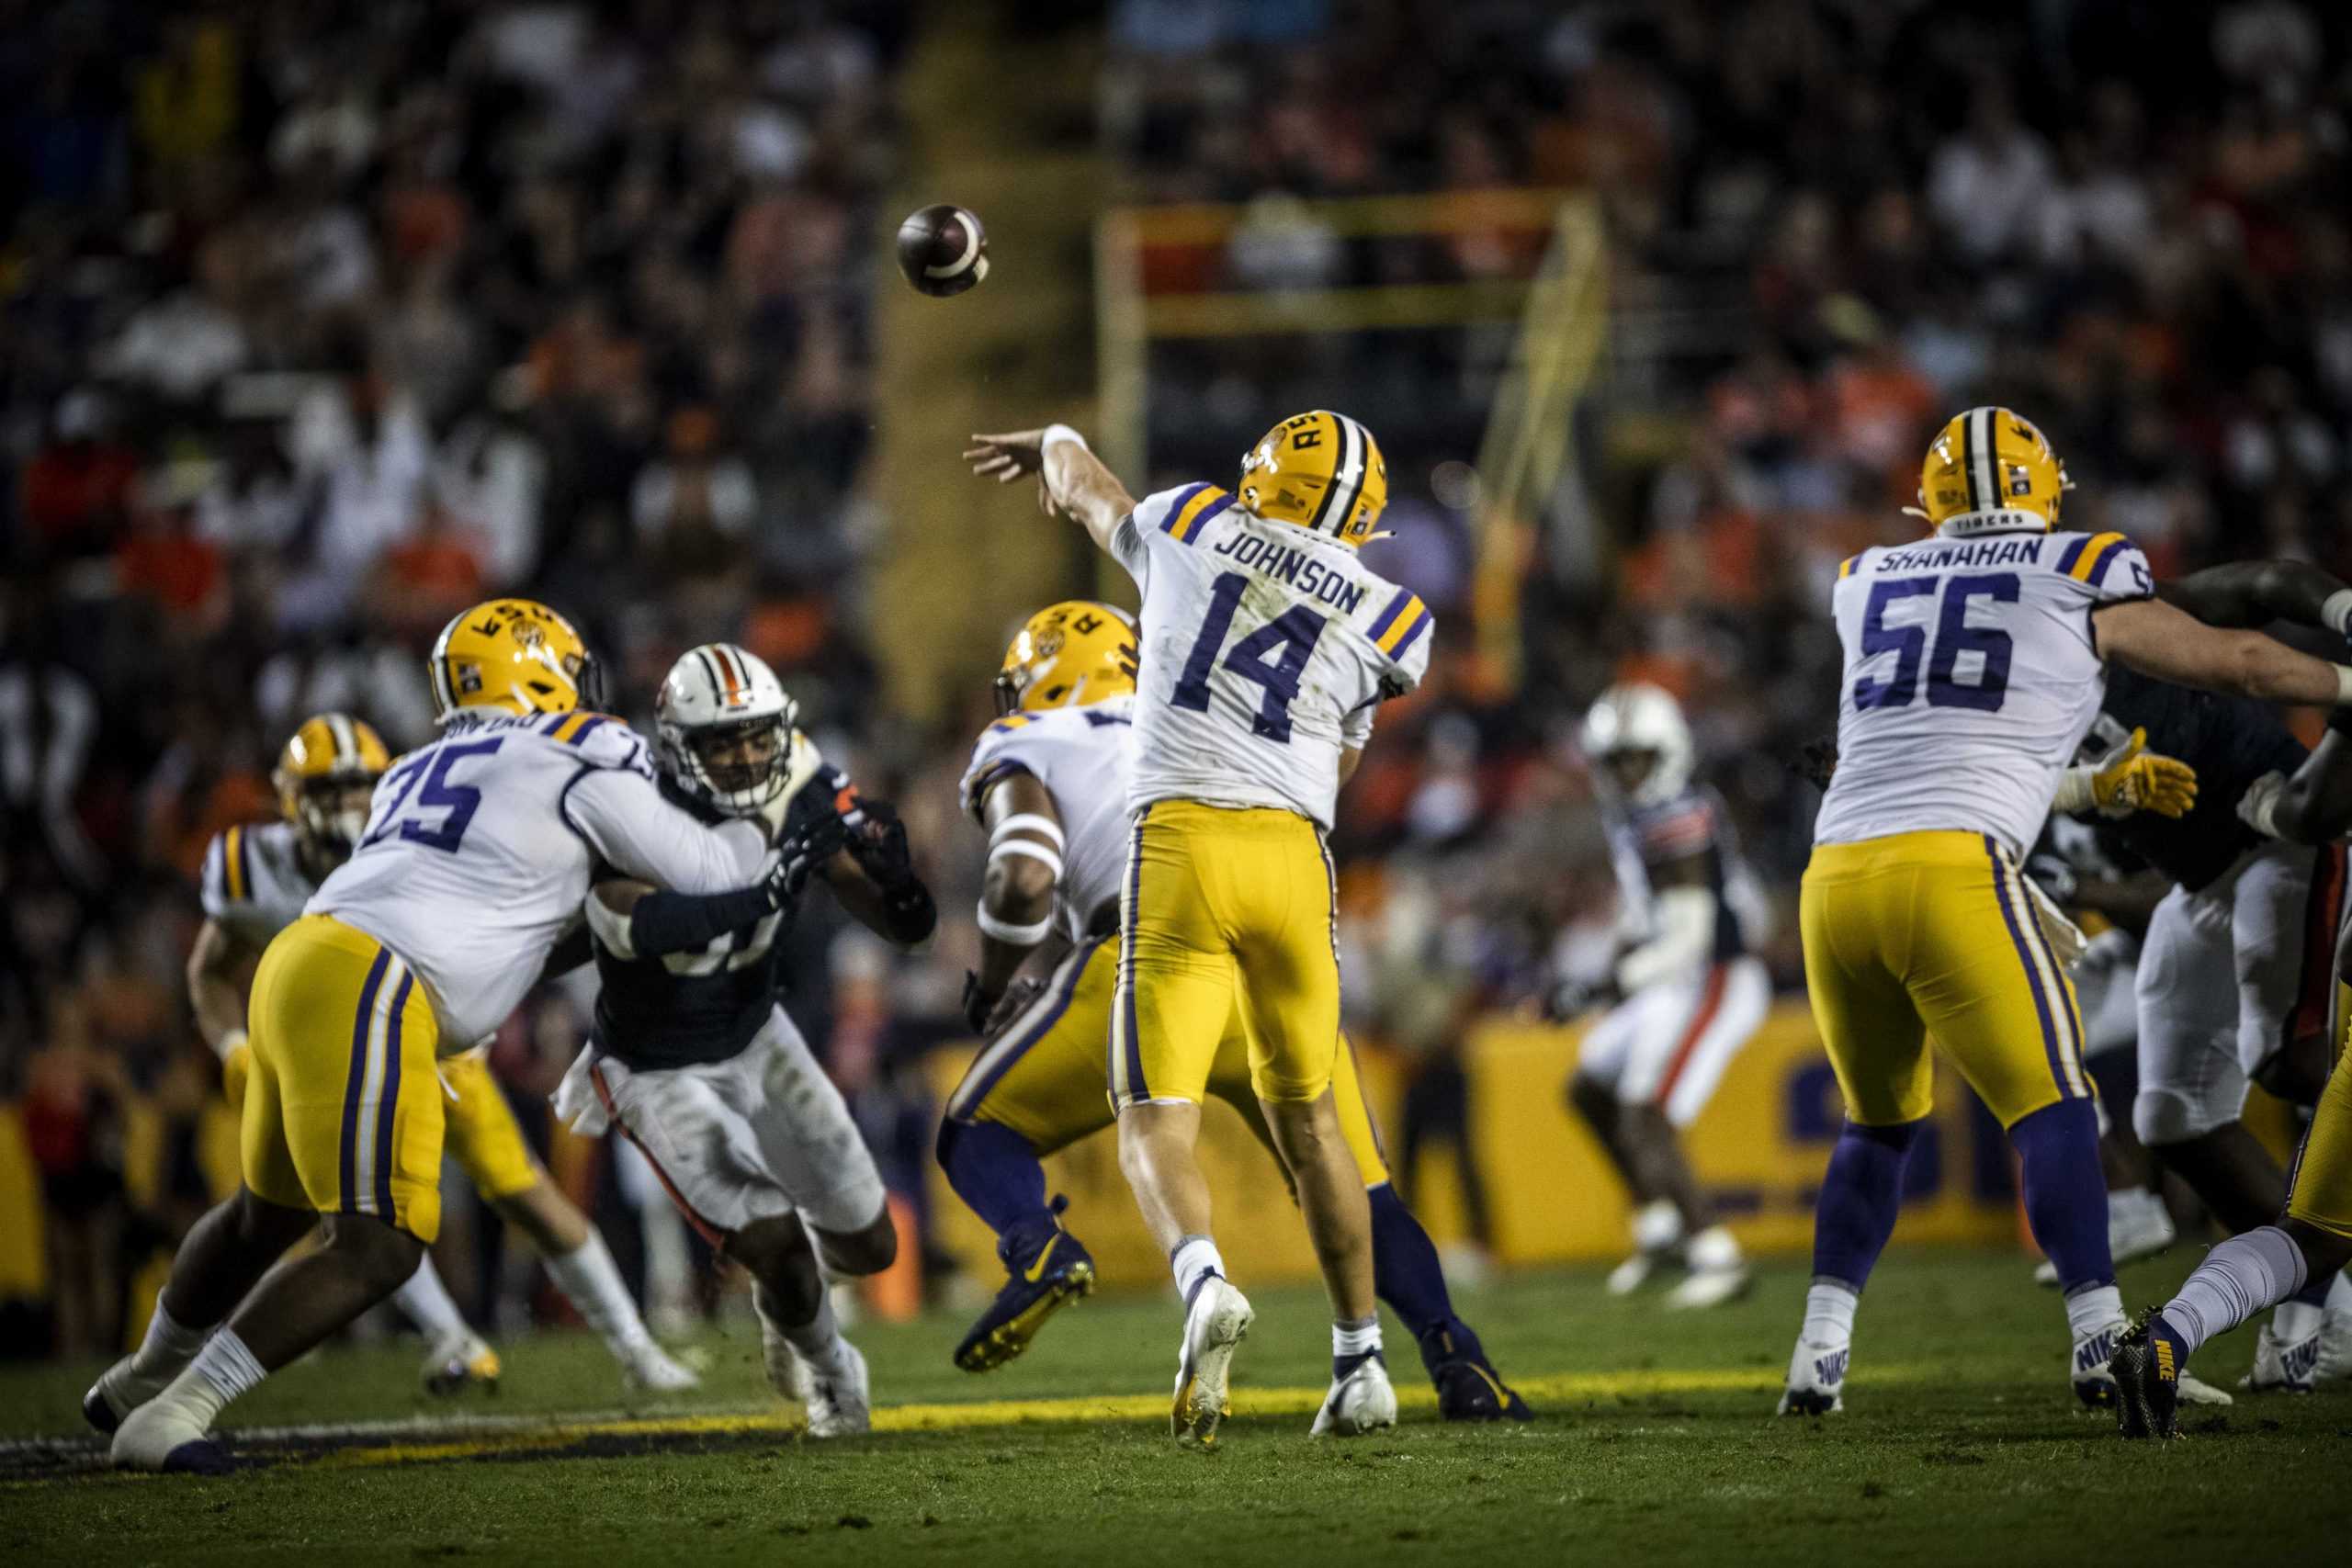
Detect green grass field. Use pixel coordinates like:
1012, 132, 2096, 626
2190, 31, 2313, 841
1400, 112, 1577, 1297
3, 1247, 2346, 1567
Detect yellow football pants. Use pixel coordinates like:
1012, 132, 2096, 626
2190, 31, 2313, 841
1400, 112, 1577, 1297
2288, 1018, 2352, 1239
1800, 829, 2093, 1129
242, 914, 447, 1241
1110, 801, 1342, 1108
948, 937, 1391, 1185
228, 1025, 541, 1204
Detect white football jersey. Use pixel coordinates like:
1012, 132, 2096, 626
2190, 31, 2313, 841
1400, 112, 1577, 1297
310, 709, 768, 1047
1109, 483, 1431, 829
1813, 527, 2154, 859
959, 694, 1136, 942
200, 820, 319, 949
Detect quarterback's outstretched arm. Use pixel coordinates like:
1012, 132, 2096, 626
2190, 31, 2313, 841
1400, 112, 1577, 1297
2157, 559, 2352, 634
2092, 596, 2352, 706
966, 426, 1136, 555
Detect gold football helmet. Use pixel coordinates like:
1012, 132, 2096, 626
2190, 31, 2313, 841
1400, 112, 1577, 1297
1915, 407, 2071, 536
275, 713, 390, 863
428, 598, 599, 720
1237, 409, 1388, 548
995, 601, 1138, 715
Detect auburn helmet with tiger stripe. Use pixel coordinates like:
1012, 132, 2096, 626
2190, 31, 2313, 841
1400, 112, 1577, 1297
274, 712, 390, 863
1237, 409, 1389, 548
653, 642, 799, 817
428, 598, 600, 720
1914, 406, 2071, 536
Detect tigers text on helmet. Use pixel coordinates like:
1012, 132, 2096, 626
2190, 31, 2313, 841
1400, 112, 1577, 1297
1237, 409, 1388, 548
429, 598, 601, 719
1580, 682, 1694, 808
656, 643, 798, 818
275, 712, 390, 864
1914, 407, 2071, 537
995, 601, 1138, 716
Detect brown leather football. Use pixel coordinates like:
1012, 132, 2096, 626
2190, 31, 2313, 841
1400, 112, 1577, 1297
896, 204, 989, 297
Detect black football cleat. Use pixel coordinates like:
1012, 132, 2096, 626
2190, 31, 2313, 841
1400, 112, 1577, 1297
954, 1207, 1097, 1373
1420, 1319, 1532, 1421
2111, 1312, 2184, 1440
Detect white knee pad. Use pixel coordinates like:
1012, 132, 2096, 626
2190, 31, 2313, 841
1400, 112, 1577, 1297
2134, 1087, 2229, 1148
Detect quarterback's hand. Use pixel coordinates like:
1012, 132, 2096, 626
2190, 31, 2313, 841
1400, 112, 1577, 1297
2091, 728, 2198, 819
965, 431, 1047, 484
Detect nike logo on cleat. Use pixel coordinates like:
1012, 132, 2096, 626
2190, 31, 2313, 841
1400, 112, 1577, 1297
1813, 1348, 1849, 1384
1022, 1236, 1059, 1284
2075, 1331, 2117, 1375
2153, 1340, 2176, 1382
2281, 1337, 2319, 1382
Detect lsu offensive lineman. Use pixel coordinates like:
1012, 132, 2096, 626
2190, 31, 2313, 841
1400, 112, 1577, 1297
177, 713, 698, 1401
938, 602, 1527, 1419
1777, 409, 2352, 1418
95, 600, 773, 1472
968, 412, 1429, 1444
556, 642, 937, 1437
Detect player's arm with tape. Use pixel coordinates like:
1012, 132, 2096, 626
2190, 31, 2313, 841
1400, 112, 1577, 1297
562, 758, 771, 896
964, 425, 1137, 557
2095, 597, 2352, 706
820, 791, 938, 949
963, 772, 1065, 1032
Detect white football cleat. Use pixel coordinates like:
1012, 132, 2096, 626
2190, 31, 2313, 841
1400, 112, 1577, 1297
1665, 1228, 1748, 1310
1776, 1337, 1847, 1416
2316, 1308, 2352, 1384
1605, 1250, 1669, 1296
1171, 1276, 1254, 1446
421, 1332, 502, 1396
803, 1340, 872, 1438
758, 1311, 807, 1405
2176, 1370, 2233, 1406
622, 1342, 702, 1393
109, 1396, 231, 1474
2072, 1320, 2124, 1410
2239, 1323, 2319, 1394
1311, 1351, 1398, 1437
83, 1354, 170, 1435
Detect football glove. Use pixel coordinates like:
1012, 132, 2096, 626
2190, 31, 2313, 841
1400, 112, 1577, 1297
2078, 728, 2198, 819
845, 797, 917, 884
766, 813, 849, 908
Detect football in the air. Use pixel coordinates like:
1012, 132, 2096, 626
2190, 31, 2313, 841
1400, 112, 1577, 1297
896, 204, 989, 297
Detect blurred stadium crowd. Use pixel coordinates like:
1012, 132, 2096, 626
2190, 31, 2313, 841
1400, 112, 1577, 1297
7, 0, 2352, 1354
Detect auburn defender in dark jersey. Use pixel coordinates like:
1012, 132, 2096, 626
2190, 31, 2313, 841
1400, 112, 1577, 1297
554, 643, 936, 1438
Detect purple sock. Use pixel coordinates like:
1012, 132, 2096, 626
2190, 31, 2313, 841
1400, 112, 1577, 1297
2008, 1099, 2113, 1292
1367, 1182, 1455, 1345
936, 1119, 1054, 1253
1812, 1119, 1925, 1290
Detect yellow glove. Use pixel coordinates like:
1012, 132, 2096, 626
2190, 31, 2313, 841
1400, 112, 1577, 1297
2089, 728, 2198, 819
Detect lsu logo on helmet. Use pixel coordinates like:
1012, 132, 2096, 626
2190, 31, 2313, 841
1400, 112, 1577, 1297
1914, 407, 2070, 536
1237, 410, 1388, 548
429, 598, 599, 719
996, 601, 1138, 715
276, 712, 390, 860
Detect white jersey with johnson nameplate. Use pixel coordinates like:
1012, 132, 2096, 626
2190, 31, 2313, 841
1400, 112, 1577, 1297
959, 694, 1136, 943
1108, 482, 1432, 829
1813, 527, 2154, 859
200, 821, 319, 949
309, 709, 768, 1047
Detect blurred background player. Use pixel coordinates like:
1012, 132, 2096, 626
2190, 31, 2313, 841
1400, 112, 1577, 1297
1780, 409, 2352, 1418
183, 713, 698, 1396
2118, 691, 2352, 1437
966, 412, 1430, 1443
91, 600, 769, 1472
557, 642, 936, 1438
940, 602, 1527, 1419
1559, 682, 1770, 1309
186, 715, 695, 1401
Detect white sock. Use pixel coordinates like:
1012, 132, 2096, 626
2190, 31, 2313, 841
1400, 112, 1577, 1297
2327, 1271, 2352, 1314
2064, 1282, 2125, 1342
2272, 1300, 2324, 1340
546, 1235, 654, 1358
1631, 1199, 1683, 1255
129, 1298, 213, 1382
1332, 1315, 1381, 1359
1686, 1225, 1742, 1271
1801, 1280, 1859, 1347
776, 1292, 855, 1377
1170, 1235, 1226, 1305
390, 1255, 472, 1348
169, 1328, 268, 1428
2165, 1226, 2308, 1357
